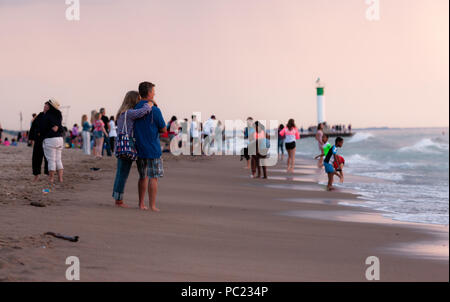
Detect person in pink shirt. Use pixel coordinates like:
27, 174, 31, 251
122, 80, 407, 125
279, 119, 300, 173
93, 113, 108, 159
3, 137, 10, 146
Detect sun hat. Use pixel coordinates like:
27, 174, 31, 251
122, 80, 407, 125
48, 98, 60, 110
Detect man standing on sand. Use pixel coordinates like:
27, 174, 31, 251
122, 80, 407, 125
134, 82, 166, 211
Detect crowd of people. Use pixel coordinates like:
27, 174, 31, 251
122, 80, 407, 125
1, 86, 347, 214
306, 122, 352, 134
273, 121, 345, 190
0, 123, 30, 147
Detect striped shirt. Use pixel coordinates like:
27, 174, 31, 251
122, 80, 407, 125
116, 103, 152, 138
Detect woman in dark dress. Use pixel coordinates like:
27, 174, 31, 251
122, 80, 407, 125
29, 103, 50, 181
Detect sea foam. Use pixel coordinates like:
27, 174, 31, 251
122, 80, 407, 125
399, 138, 449, 154
347, 132, 374, 143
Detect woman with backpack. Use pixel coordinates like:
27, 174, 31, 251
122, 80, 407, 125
112, 91, 152, 208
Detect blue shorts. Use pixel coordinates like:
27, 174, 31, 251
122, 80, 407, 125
324, 162, 335, 174
93, 131, 103, 139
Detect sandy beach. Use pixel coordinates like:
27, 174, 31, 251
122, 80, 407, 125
0, 144, 448, 282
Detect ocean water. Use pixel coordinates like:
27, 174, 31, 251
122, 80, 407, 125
296, 128, 449, 226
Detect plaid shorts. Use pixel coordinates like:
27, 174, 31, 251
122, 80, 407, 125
137, 158, 164, 179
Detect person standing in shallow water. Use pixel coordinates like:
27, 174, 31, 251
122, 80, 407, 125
316, 122, 325, 168
279, 119, 300, 173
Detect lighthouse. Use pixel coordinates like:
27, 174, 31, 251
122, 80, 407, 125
316, 78, 325, 124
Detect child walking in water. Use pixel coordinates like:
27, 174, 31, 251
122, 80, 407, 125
279, 119, 300, 173
323, 136, 344, 191
315, 134, 331, 161
316, 135, 345, 183
333, 155, 345, 183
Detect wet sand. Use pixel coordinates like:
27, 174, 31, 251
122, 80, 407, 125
0, 144, 448, 281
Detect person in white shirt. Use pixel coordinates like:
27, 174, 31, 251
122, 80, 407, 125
108, 116, 118, 153
190, 115, 200, 155
202, 115, 217, 153
202, 115, 216, 138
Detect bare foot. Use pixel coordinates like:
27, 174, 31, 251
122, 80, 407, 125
33, 175, 39, 182
139, 204, 148, 210
115, 201, 129, 208
327, 187, 336, 191
150, 207, 160, 212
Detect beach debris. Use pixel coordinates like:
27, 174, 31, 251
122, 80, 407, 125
90, 167, 101, 171
30, 201, 46, 207
44, 232, 79, 242
42, 188, 51, 195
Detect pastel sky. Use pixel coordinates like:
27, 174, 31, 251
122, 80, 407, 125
0, 0, 448, 130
